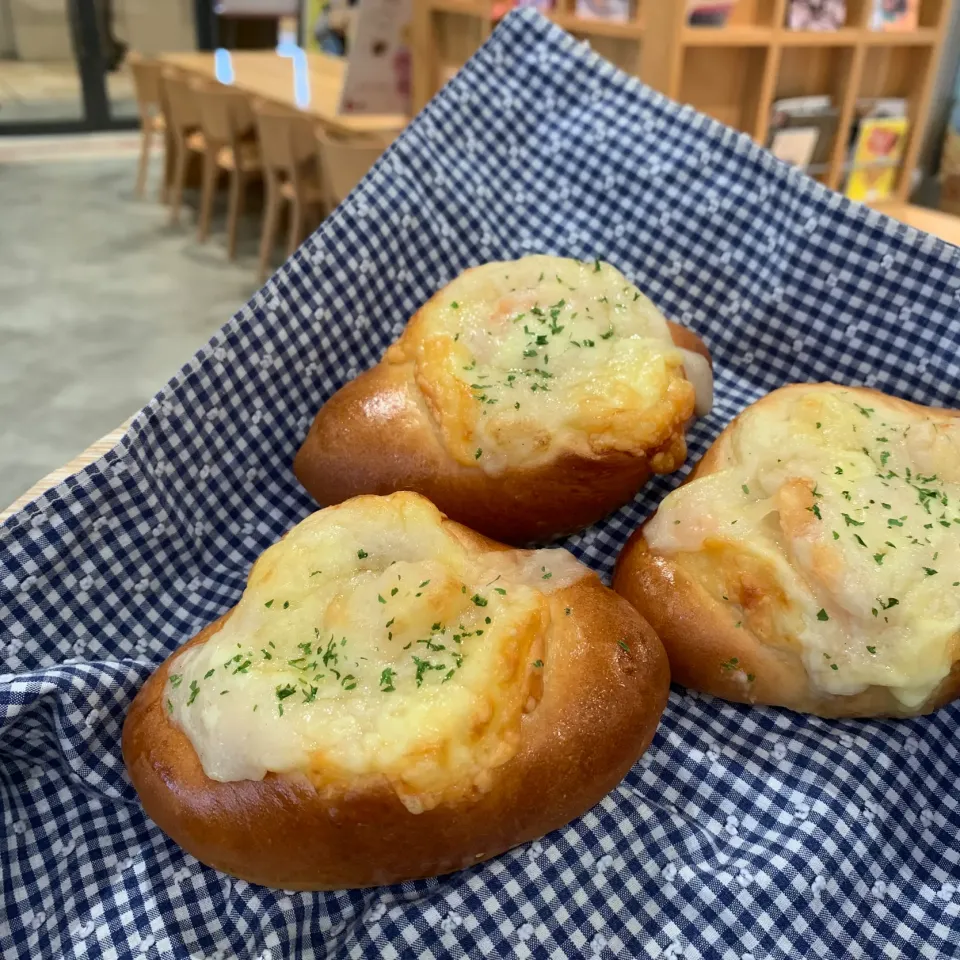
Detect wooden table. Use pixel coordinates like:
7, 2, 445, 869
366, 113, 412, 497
879, 203, 960, 248
158, 50, 408, 138
0, 424, 129, 524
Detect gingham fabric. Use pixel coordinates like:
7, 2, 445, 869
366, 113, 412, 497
3, 11, 960, 959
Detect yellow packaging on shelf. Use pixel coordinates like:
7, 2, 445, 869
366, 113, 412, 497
845, 116, 909, 203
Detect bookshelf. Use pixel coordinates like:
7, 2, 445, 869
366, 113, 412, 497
410, 0, 953, 205
642, 0, 953, 202
411, 0, 647, 113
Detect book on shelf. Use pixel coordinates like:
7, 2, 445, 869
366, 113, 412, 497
766, 96, 839, 172
785, 0, 846, 30
868, 0, 919, 31
685, 1, 737, 27
845, 99, 909, 202
852, 97, 909, 122
941, 128, 960, 179
575, 0, 630, 21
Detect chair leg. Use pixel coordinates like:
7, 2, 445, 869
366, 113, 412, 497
197, 147, 219, 243
258, 178, 281, 283
286, 197, 303, 258
226, 169, 244, 261
169, 139, 188, 226
159, 128, 170, 204
135, 125, 152, 198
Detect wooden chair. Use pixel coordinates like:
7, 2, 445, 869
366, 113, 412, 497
128, 52, 166, 199
253, 103, 326, 282
191, 81, 262, 259
316, 129, 387, 209
160, 70, 206, 227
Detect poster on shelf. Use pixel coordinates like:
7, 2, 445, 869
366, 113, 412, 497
303, 0, 358, 56
338, 0, 412, 115
785, 0, 846, 30
868, 0, 919, 31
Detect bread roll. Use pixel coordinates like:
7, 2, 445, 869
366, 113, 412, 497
123, 492, 669, 889
614, 383, 960, 718
294, 255, 712, 544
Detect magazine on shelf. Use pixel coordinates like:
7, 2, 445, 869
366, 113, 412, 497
785, 0, 846, 30
766, 95, 839, 171
575, 0, 630, 21
853, 97, 909, 120
685, 1, 736, 26
869, 0, 919, 31
845, 98, 909, 202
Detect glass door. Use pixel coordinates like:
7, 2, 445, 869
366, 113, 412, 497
0, 0, 86, 125
0, 0, 145, 133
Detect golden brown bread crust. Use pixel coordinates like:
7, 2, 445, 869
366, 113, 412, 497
123, 518, 670, 890
614, 535, 960, 718
613, 383, 960, 719
293, 322, 710, 545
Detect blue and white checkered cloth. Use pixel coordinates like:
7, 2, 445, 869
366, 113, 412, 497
3, 10, 960, 958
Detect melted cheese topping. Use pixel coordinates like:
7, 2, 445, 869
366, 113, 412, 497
646, 388, 960, 707
388, 255, 709, 473
166, 493, 588, 811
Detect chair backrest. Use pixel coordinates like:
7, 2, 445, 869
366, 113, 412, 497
128, 52, 162, 124
161, 70, 201, 133
192, 81, 253, 147
316, 130, 385, 207
253, 103, 319, 184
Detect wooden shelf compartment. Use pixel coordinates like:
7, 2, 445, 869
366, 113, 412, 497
860, 43, 940, 118
414, 0, 952, 206
917, 0, 950, 27
549, 12, 644, 39
682, 0, 941, 46
843, 0, 874, 27
546, 0, 644, 77
771, 44, 859, 186
849, 43, 941, 201
682, 27, 938, 48
427, 0, 490, 16
682, 25, 772, 45
569, 32, 643, 73
781, 28, 866, 46
864, 27, 939, 44
678, 45, 770, 137
713, 0, 783, 27
411, 4, 492, 110
683, 0, 781, 43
